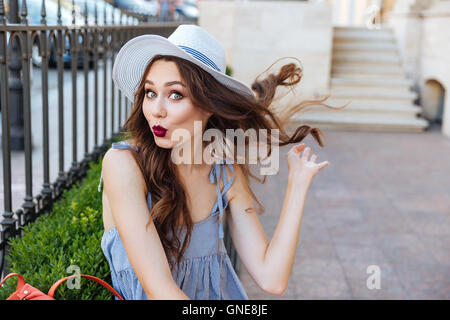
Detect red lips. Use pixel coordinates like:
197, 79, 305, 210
152, 125, 168, 137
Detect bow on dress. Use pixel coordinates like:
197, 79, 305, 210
208, 161, 235, 239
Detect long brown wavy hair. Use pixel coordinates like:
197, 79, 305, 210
120, 54, 347, 270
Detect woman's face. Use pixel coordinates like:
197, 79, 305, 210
142, 59, 211, 149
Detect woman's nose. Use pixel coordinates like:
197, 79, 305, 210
152, 96, 167, 118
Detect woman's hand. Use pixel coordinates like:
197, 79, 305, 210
287, 143, 329, 185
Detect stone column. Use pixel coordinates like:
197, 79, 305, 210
388, 1, 424, 87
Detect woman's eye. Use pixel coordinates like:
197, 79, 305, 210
170, 91, 183, 100
145, 90, 156, 99
145, 90, 183, 100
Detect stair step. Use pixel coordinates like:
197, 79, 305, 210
325, 102, 422, 113
326, 97, 421, 108
333, 61, 401, 68
305, 103, 422, 119
333, 41, 398, 53
329, 89, 418, 100
290, 114, 429, 132
330, 72, 407, 80
332, 64, 405, 75
331, 84, 412, 94
334, 26, 393, 33
333, 53, 401, 65
331, 77, 413, 88
334, 30, 395, 43
334, 27, 393, 36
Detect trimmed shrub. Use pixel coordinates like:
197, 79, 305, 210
0, 158, 113, 300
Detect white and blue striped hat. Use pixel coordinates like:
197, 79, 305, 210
112, 24, 255, 102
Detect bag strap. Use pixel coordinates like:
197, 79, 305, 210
0, 273, 26, 292
48, 274, 124, 300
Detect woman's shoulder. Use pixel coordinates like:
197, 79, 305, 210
104, 141, 136, 164
102, 143, 146, 193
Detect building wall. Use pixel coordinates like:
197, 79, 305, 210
420, 1, 450, 136
197, 0, 236, 68
389, 0, 450, 137
198, 0, 333, 99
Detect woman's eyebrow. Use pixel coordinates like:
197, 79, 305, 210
145, 80, 186, 87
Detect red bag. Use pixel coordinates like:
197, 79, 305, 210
0, 273, 124, 300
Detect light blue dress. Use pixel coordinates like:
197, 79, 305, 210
98, 141, 249, 300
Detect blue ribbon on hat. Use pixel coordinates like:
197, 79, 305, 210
178, 45, 221, 72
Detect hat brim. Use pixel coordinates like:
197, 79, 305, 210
112, 34, 255, 103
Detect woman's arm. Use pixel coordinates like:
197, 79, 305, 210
226, 143, 329, 295
102, 148, 190, 300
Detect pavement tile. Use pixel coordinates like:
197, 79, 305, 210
239, 263, 297, 300
294, 274, 352, 300
327, 221, 378, 246
291, 257, 346, 279
333, 243, 398, 280
392, 195, 450, 214
298, 217, 334, 244
392, 264, 450, 299
402, 210, 450, 237
382, 245, 439, 271
416, 233, 450, 267
296, 241, 339, 260
363, 209, 416, 234
321, 206, 365, 229
346, 275, 407, 300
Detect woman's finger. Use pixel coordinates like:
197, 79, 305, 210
294, 143, 305, 154
289, 143, 304, 156
318, 161, 329, 170
301, 147, 311, 161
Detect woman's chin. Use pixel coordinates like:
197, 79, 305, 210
153, 135, 174, 149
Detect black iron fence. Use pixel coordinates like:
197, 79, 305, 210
0, 0, 200, 280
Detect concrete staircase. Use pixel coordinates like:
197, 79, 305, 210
295, 26, 429, 132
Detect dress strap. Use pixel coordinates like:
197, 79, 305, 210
208, 162, 235, 239
97, 141, 139, 192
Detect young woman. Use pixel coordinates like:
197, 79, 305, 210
98, 24, 342, 300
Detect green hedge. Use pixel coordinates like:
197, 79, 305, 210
0, 157, 114, 300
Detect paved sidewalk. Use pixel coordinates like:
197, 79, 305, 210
238, 124, 450, 299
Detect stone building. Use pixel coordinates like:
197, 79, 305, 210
388, 0, 449, 137
198, 0, 449, 138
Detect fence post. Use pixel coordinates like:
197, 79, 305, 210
0, 0, 13, 280
39, 0, 53, 210
8, 0, 24, 151
81, 0, 91, 176
68, 0, 80, 186
18, 0, 36, 225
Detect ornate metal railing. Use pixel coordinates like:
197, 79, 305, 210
0, 0, 188, 278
